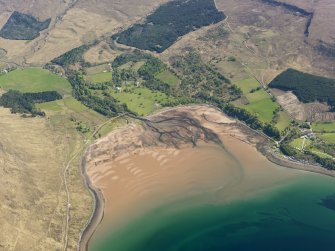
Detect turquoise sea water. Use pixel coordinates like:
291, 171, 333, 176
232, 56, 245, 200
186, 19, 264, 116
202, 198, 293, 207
91, 174, 335, 251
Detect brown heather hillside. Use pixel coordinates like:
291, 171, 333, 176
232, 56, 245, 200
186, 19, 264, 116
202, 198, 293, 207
277, 0, 335, 56
0, 0, 169, 65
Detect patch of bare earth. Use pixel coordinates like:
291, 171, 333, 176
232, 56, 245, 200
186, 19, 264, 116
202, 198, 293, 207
271, 88, 335, 122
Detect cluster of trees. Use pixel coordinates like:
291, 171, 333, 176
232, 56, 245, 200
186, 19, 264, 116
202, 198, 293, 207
305, 150, 335, 170
0, 90, 62, 116
269, 68, 335, 108
67, 70, 129, 117
138, 58, 166, 80
0, 11, 50, 40
52, 44, 92, 67
113, 0, 225, 52
112, 50, 152, 68
171, 51, 240, 101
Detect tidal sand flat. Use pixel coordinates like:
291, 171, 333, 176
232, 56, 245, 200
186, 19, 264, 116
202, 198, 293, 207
83, 106, 335, 251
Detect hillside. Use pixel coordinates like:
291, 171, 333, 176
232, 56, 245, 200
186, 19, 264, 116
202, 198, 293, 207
113, 0, 225, 53
276, 0, 335, 57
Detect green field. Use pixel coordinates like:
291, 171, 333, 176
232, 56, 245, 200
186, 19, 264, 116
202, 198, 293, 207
37, 97, 88, 113
289, 137, 311, 150
110, 87, 175, 116
318, 133, 335, 145
276, 111, 291, 131
312, 122, 335, 133
87, 72, 112, 83
310, 148, 335, 159
245, 89, 270, 103
36, 100, 63, 112
155, 69, 180, 86
0, 68, 71, 95
244, 98, 279, 123
239, 88, 279, 123
234, 78, 260, 94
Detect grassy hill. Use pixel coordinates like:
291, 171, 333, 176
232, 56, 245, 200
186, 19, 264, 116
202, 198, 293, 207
0, 68, 71, 95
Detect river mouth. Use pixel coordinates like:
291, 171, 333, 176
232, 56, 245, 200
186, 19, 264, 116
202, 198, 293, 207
83, 106, 335, 251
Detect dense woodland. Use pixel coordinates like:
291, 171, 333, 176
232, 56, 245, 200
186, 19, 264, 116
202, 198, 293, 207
0, 11, 50, 40
269, 68, 335, 108
51, 44, 92, 67
113, 0, 225, 52
0, 90, 62, 116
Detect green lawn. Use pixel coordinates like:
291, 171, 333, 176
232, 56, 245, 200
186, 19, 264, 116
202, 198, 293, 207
36, 100, 63, 112
86, 64, 110, 75
87, 72, 112, 83
234, 78, 260, 94
240, 88, 279, 123
276, 111, 291, 131
0, 68, 71, 95
155, 69, 180, 86
110, 87, 175, 116
245, 89, 270, 103
289, 138, 311, 150
63, 97, 89, 112
310, 148, 335, 159
36, 97, 88, 113
318, 133, 335, 144
312, 122, 335, 133
242, 96, 279, 123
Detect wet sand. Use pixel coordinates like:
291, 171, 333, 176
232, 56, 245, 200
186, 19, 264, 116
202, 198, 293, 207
79, 105, 334, 250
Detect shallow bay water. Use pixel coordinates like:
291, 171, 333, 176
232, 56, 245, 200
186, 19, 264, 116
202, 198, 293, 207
89, 136, 335, 251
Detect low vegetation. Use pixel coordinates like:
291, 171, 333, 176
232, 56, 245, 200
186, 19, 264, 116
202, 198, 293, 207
312, 122, 335, 133
0, 11, 50, 40
113, 0, 225, 52
234, 78, 260, 94
269, 68, 335, 108
280, 127, 335, 170
87, 72, 112, 83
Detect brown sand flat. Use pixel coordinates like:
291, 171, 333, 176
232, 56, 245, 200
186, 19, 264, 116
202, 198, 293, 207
83, 105, 305, 249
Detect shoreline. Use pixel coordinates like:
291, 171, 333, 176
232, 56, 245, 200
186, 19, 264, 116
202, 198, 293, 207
77, 149, 105, 251
77, 105, 334, 251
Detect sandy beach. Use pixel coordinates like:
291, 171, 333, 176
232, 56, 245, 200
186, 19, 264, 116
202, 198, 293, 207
79, 105, 335, 250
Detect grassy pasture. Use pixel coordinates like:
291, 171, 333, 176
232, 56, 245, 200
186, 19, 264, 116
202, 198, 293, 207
36, 100, 63, 112
155, 69, 180, 86
0, 68, 71, 95
310, 148, 335, 159
290, 138, 311, 150
110, 87, 175, 116
318, 133, 335, 145
241, 89, 279, 123
234, 77, 260, 94
244, 98, 279, 123
312, 122, 335, 133
87, 72, 112, 83
245, 89, 269, 103
276, 111, 291, 131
